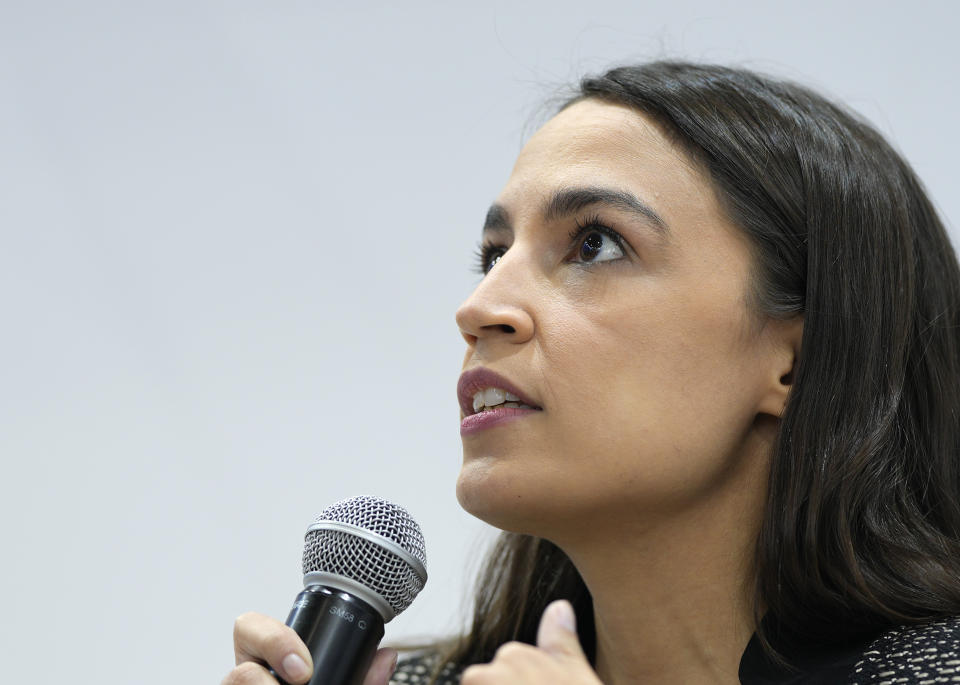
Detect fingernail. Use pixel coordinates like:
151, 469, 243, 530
282, 653, 311, 681
377, 648, 399, 679
553, 600, 576, 633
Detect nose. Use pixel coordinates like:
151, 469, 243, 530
455, 252, 535, 348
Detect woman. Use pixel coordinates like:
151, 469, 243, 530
223, 62, 960, 684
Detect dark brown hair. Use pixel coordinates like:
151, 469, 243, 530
435, 61, 960, 674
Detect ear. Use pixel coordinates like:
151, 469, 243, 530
756, 315, 803, 419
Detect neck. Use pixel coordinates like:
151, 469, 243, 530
557, 440, 770, 683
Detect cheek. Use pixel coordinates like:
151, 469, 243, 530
540, 294, 761, 486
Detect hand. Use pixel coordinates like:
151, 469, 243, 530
221, 612, 398, 685
461, 600, 603, 685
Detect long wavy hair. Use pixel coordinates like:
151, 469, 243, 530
434, 61, 960, 674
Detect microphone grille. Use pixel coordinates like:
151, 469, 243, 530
302, 496, 427, 618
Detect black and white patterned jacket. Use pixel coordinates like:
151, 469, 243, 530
390, 616, 960, 684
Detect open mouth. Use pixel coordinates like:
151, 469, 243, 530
471, 388, 538, 414
457, 368, 543, 418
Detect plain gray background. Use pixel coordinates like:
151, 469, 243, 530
1, 1, 957, 682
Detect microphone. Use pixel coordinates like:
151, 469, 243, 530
271, 496, 428, 685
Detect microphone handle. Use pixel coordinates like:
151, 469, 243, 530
270, 585, 385, 685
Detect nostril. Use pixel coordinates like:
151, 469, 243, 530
480, 323, 516, 334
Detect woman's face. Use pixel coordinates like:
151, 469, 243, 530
455, 99, 794, 541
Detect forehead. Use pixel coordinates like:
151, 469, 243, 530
501, 99, 720, 229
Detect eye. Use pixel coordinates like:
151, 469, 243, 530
473, 243, 507, 275
568, 217, 626, 264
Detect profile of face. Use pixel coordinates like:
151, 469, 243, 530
455, 99, 799, 545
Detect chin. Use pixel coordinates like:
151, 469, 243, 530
456, 458, 501, 520
455, 458, 558, 537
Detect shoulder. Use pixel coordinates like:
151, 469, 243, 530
849, 615, 960, 684
390, 651, 463, 685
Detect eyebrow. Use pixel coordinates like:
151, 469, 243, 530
482, 204, 512, 235
482, 185, 670, 238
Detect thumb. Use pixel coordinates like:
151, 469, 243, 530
536, 600, 586, 660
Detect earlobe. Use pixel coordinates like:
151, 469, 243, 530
758, 315, 803, 419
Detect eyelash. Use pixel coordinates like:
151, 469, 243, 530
472, 214, 627, 275
472, 242, 499, 276
568, 213, 627, 259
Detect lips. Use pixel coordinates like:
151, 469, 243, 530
457, 368, 542, 417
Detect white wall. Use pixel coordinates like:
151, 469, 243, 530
1, 1, 957, 682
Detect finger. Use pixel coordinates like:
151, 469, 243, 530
461, 662, 498, 685
535, 600, 585, 660
221, 661, 278, 685
361, 647, 399, 685
233, 612, 313, 684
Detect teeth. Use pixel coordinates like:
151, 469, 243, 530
483, 388, 506, 406
471, 387, 526, 412
470, 387, 536, 413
